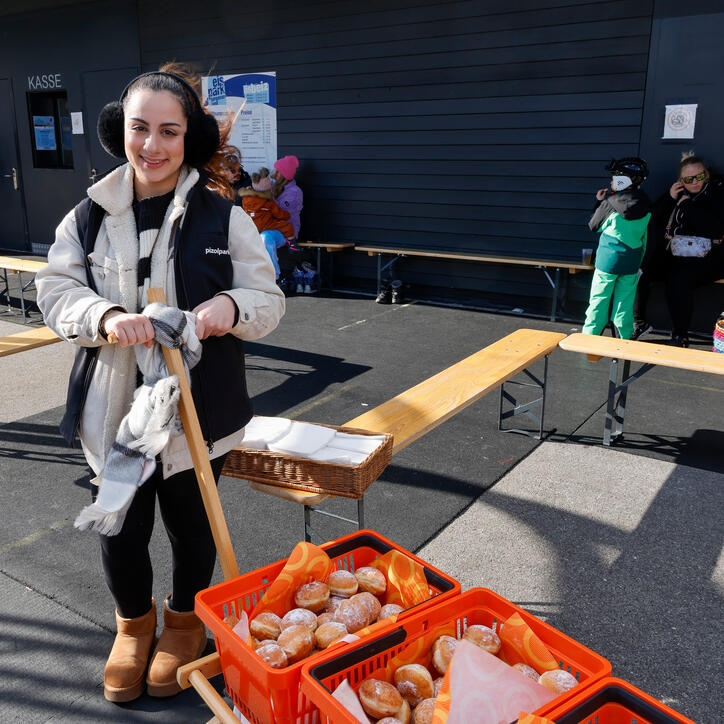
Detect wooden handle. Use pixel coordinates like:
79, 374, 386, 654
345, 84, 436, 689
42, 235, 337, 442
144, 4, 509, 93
188, 669, 238, 724
146, 287, 239, 580
177, 651, 222, 689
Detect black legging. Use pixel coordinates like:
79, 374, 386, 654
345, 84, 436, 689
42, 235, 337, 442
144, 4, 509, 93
666, 248, 724, 338
92, 454, 226, 619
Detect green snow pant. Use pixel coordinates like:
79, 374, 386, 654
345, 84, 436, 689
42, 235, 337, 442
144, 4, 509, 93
582, 269, 638, 339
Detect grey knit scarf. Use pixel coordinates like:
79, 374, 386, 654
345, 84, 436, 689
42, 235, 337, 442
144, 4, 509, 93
74, 303, 202, 535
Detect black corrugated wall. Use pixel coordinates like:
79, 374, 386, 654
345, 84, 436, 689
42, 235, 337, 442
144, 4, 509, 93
140, 0, 653, 299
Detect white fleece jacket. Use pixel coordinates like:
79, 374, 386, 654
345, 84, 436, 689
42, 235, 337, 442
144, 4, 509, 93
37, 163, 285, 478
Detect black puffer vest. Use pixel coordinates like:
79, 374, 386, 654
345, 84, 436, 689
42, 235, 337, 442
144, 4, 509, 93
174, 177, 253, 451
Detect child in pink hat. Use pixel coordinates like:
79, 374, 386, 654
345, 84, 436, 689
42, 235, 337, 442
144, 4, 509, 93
271, 155, 303, 240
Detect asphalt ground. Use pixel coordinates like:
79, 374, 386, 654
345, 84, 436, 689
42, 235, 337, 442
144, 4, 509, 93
0, 285, 722, 722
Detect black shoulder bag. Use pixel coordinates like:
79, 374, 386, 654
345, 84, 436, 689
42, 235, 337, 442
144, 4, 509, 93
59, 198, 106, 447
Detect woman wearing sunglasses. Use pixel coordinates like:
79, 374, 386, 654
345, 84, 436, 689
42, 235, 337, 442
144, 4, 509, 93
634, 153, 724, 346
664, 154, 724, 346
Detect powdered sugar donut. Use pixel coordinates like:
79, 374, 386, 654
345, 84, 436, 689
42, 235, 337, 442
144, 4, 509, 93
397, 698, 411, 724
294, 581, 330, 613
539, 669, 578, 694
354, 566, 387, 596
223, 614, 239, 629
432, 677, 444, 697
379, 603, 404, 620
351, 592, 381, 623
513, 663, 539, 681
431, 635, 457, 675
394, 663, 434, 707
280, 607, 318, 632
276, 624, 314, 663
358, 679, 403, 719
255, 641, 288, 669
327, 569, 358, 597
412, 697, 436, 724
323, 595, 346, 615
316, 612, 335, 627
315, 621, 348, 649
250, 611, 282, 641
334, 597, 369, 633
462, 624, 501, 655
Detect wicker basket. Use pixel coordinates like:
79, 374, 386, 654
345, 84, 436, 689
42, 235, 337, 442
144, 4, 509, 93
222, 421, 393, 498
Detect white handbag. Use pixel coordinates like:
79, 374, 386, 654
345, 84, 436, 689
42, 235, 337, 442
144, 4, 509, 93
668, 235, 712, 257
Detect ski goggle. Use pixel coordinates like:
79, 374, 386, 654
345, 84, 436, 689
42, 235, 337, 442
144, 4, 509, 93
681, 171, 708, 184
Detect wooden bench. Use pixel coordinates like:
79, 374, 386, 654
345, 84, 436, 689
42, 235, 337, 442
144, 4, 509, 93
225, 328, 565, 541
559, 333, 724, 445
297, 241, 354, 289
355, 245, 593, 322
0, 326, 60, 357
0, 255, 48, 323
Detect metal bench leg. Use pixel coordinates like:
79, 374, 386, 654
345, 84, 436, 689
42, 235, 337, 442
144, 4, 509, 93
498, 355, 550, 439
2, 269, 10, 312
612, 360, 631, 441
550, 267, 560, 321
539, 354, 549, 440
304, 505, 312, 542
604, 358, 619, 446
603, 359, 654, 446
303, 497, 365, 544
17, 272, 27, 323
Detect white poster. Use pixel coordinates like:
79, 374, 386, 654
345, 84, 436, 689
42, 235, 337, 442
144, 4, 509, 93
662, 104, 697, 139
71, 111, 84, 134
201, 72, 277, 174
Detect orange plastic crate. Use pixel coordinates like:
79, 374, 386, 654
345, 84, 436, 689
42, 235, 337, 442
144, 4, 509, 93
301, 587, 612, 723
195, 529, 460, 724
544, 677, 696, 723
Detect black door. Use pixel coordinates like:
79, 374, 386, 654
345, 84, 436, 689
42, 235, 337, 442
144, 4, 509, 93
81, 66, 138, 182
0, 78, 29, 253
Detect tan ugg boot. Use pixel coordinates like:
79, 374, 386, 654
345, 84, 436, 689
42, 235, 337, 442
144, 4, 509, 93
146, 595, 207, 697
104, 599, 157, 702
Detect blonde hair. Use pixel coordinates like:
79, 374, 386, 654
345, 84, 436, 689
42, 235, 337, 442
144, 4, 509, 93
679, 151, 707, 172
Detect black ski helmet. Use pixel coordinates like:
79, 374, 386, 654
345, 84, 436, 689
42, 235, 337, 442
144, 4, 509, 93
604, 157, 649, 188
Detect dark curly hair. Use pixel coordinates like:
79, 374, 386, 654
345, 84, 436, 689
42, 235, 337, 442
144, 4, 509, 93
124, 62, 237, 201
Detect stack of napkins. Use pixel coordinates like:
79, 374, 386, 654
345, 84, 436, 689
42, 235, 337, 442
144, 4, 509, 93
313, 432, 387, 465
241, 416, 292, 450
242, 417, 386, 466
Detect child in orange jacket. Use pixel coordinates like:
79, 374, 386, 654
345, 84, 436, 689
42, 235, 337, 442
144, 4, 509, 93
240, 168, 295, 239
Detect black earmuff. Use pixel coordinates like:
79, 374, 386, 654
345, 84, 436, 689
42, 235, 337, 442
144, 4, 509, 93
97, 101, 126, 158
96, 71, 220, 168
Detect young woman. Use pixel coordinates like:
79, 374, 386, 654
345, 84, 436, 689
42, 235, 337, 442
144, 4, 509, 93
36, 64, 284, 702
663, 154, 724, 346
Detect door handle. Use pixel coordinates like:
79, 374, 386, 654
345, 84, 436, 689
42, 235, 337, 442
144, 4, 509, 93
2, 168, 18, 190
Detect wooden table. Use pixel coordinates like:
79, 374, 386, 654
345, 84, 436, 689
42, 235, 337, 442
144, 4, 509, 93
0, 256, 47, 322
559, 333, 724, 445
231, 328, 566, 541
355, 246, 593, 321
0, 326, 60, 357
